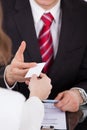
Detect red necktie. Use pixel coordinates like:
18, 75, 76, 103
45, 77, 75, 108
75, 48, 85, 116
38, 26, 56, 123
38, 13, 54, 73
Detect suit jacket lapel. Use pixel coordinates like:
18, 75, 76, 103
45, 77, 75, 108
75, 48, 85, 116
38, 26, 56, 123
48, 0, 77, 75
14, 0, 42, 63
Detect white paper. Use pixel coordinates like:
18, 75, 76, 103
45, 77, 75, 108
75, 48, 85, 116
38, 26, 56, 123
42, 103, 67, 129
25, 62, 46, 78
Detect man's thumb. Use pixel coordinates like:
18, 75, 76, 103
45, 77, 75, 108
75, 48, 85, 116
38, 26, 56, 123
15, 41, 26, 59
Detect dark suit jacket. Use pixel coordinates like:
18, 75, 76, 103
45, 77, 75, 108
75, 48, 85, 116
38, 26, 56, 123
1, 0, 87, 99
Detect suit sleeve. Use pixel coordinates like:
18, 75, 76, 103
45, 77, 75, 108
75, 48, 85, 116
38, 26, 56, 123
75, 46, 87, 93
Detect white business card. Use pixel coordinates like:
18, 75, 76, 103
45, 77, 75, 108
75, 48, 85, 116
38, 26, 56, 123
25, 62, 46, 78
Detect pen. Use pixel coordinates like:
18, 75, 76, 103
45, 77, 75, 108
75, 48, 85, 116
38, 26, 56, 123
41, 125, 54, 129
42, 99, 58, 103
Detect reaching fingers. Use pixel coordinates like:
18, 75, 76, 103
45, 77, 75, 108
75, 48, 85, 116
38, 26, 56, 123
40, 73, 51, 83
11, 61, 37, 69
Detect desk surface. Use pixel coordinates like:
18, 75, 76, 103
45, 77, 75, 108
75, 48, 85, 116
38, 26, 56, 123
67, 105, 87, 130
41, 105, 87, 130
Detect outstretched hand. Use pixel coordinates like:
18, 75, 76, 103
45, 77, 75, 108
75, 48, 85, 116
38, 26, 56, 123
5, 41, 37, 86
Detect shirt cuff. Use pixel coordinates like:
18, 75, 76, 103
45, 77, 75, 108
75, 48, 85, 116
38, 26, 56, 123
4, 70, 17, 90
71, 87, 87, 105
27, 96, 44, 108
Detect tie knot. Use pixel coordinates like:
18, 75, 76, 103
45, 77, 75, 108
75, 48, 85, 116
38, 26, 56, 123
41, 13, 54, 27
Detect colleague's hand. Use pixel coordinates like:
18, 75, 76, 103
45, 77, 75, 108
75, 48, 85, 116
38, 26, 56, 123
54, 89, 83, 112
5, 41, 37, 86
29, 73, 52, 100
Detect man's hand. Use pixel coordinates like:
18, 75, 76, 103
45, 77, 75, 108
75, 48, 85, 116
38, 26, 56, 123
54, 89, 83, 112
5, 41, 36, 86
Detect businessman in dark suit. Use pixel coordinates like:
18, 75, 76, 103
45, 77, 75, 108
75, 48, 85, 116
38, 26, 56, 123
1, 0, 87, 112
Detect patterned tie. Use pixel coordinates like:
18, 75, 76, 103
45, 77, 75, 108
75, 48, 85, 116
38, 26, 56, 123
38, 13, 54, 73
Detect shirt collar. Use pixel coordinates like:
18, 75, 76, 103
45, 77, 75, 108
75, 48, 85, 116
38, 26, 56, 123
29, 0, 61, 24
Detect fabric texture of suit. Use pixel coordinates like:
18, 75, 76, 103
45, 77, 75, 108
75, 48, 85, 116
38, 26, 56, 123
1, 0, 87, 99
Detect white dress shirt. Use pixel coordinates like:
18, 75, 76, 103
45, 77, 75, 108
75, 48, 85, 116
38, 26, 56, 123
0, 88, 44, 130
30, 0, 61, 58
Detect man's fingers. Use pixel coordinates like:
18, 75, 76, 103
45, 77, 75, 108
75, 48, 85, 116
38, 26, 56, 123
55, 92, 64, 101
